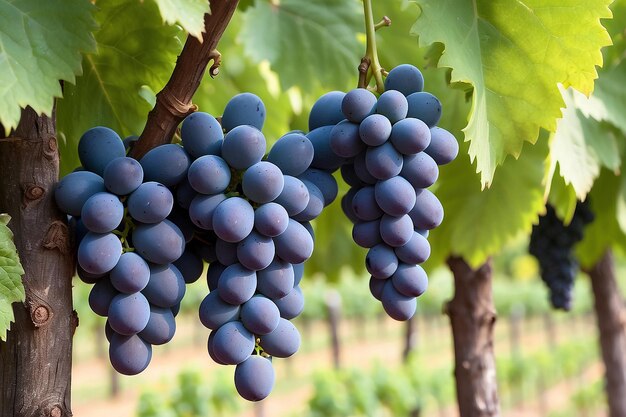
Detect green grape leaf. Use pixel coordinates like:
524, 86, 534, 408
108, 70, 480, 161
428, 139, 548, 269
0, 214, 25, 341
546, 166, 578, 225
56, 0, 182, 175
0, 0, 96, 134
239, 0, 363, 91
412, 0, 613, 186
153, 0, 210, 39
575, 60, 626, 136
548, 87, 620, 199
576, 169, 626, 268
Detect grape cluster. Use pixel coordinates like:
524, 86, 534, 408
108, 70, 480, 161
529, 202, 594, 310
179, 93, 333, 401
307, 64, 458, 321
56, 127, 188, 376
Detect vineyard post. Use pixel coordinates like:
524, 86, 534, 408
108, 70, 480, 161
585, 250, 626, 417
446, 256, 500, 417
0, 106, 76, 417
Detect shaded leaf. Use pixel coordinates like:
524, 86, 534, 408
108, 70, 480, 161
153, 0, 210, 39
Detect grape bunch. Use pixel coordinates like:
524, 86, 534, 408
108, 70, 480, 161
306, 64, 458, 321
179, 93, 332, 401
529, 201, 594, 310
56, 127, 188, 376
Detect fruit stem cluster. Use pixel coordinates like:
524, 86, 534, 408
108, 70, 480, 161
360, 0, 388, 94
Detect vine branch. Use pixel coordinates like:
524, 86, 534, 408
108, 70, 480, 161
357, 0, 388, 93
130, 0, 239, 159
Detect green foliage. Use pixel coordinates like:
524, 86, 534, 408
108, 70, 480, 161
0, 0, 96, 134
153, 0, 211, 39
0, 214, 25, 341
137, 368, 239, 417
412, 0, 613, 186
56, 0, 182, 174
239, 0, 363, 91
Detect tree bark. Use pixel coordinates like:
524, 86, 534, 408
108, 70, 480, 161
130, 0, 239, 159
586, 250, 626, 417
0, 107, 76, 417
446, 256, 500, 417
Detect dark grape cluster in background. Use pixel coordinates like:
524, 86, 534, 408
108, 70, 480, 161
529, 201, 594, 310
306, 64, 458, 321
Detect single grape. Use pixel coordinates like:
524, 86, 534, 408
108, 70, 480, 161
187, 155, 231, 195
109, 333, 152, 375
391, 263, 428, 297
329, 120, 365, 158
352, 220, 382, 248
206, 261, 227, 291
425, 127, 459, 165
409, 189, 444, 230
389, 118, 431, 154
309, 91, 346, 130
341, 164, 364, 188
211, 321, 255, 365
78, 127, 125, 176
341, 188, 361, 224
127, 182, 174, 224
103, 157, 144, 196
274, 219, 314, 264
181, 111, 224, 158
78, 232, 122, 275
189, 193, 227, 230
139, 306, 176, 345
259, 318, 301, 358
55, 171, 105, 216
351, 186, 383, 221
173, 249, 204, 284
199, 290, 241, 330
298, 169, 339, 207
175, 178, 196, 209
237, 231, 275, 271
217, 263, 257, 305
108, 292, 151, 335
381, 280, 417, 321
234, 355, 275, 402
369, 276, 385, 301
222, 125, 266, 170
207, 330, 227, 365
395, 231, 431, 264
384, 64, 424, 96
256, 258, 295, 300
267, 133, 314, 176
143, 263, 186, 308
365, 142, 403, 180
77, 264, 105, 284
292, 180, 324, 222
242, 161, 284, 204
88, 279, 119, 316
213, 197, 255, 243
380, 214, 414, 247
375, 176, 417, 216
274, 286, 304, 320
359, 114, 392, 146
293, 262, 305, 286
140, 144, 191, 187
365, 244, 398, 279
406, 92, 442, 128
132, 220, 185, 264
241, 295, 281, 335
274, 176, 310, 217
353, 151, 377, 185
341, 88, 377, 123
110, 252, 150, 293
375, 90, 408, 124
401, 152, 439, 189
307, 125, 346, 172
254, 203, 289, 237
221, 93, 266, 132
81, 192, 124, 233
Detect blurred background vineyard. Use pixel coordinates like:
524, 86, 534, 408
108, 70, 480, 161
71, 237, 615, 417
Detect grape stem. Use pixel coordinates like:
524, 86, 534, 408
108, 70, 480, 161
358, 0, 388, 93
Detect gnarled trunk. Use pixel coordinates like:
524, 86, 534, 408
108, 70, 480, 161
446, 256, 500, 417
0, 107, 76, 417
587, 250, 626, 417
